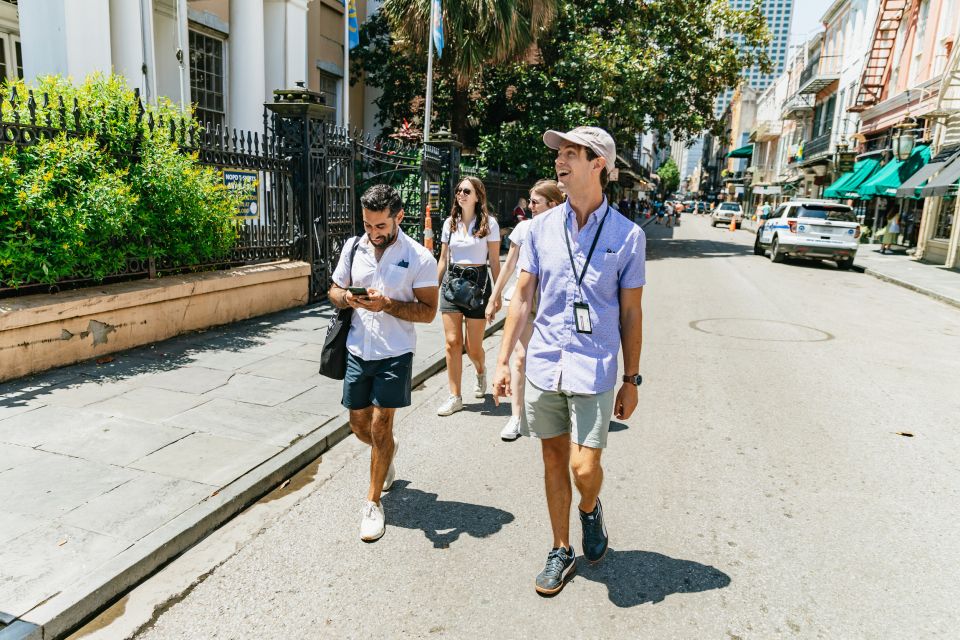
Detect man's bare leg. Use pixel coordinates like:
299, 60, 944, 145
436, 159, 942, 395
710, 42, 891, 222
570, 444, 604, 513
367, 406, 396, 504
541, 435, 572, 549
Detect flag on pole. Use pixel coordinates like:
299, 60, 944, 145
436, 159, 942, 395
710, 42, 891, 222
431, 0, 444, 58
347, 0, 360, 50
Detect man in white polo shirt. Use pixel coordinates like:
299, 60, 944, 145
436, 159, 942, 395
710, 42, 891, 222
329, 184, 439, 542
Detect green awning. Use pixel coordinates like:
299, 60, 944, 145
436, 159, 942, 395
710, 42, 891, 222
823, 170, 855, 199
726, 144, 754, 159
858, 145, 930, 198
835, 157, 881, 199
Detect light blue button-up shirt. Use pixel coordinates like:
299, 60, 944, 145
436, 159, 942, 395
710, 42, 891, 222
517, 198, 646, 394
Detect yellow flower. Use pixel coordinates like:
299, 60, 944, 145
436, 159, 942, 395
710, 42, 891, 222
43, 171, 53, 182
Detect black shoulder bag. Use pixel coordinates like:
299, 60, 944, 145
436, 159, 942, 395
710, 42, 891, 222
442, 234, 488, 313
319, 237, 361, 380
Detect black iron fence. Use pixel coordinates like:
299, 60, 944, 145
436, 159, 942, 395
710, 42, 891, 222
0, 86, 534, 302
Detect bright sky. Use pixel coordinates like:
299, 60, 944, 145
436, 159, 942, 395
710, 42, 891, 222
788, 0, 833, 50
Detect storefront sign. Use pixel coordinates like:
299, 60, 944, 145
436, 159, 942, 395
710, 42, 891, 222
223, 169, 260, 218
836, 152, 856, 174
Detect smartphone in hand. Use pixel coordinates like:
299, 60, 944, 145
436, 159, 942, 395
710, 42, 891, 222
347, 286, 369, 297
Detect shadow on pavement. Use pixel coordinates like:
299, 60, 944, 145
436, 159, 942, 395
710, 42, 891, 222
576, 548, 731, 607
463, 398, 512, 417
381, 480, 515, 549
608, 421, 629, 433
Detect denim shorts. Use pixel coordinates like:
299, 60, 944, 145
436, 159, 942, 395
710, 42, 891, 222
522, 379, 615, 449
341, 352, 414, 410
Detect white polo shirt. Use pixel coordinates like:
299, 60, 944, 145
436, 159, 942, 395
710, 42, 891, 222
441, 216, 501, 264
332, 229, 438, 361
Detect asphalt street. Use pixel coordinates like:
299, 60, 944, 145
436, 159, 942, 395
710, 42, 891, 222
77, 214, 960, 639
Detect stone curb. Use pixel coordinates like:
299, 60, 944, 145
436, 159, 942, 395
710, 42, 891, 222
7, 317, 505, 640
851, 264, 960, 310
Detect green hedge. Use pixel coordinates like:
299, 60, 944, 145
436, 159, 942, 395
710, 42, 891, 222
0, 74, 240, 289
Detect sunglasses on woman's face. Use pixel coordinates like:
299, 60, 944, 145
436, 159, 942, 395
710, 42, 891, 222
456, 187, 473, 195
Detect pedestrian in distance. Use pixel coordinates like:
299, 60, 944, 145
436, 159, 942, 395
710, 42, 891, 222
513, 197, 529, 223
880, 208, 901, 254
493, 126, 646, 596
328, 184, 439, 542
437, 177, 502, 416
486, 179, 564, 442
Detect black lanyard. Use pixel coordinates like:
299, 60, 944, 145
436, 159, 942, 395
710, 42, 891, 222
562, 204, 609, 300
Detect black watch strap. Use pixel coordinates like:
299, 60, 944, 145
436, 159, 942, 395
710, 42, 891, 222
622, 374, 642, 385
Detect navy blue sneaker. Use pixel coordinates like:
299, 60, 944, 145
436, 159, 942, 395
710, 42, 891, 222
580, 498, 609, 563
535, 546, 576, 595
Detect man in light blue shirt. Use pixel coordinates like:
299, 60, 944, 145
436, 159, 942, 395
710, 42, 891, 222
493, 126, 646, 595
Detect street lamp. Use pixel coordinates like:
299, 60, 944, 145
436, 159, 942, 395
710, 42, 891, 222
892, 115, 918, 161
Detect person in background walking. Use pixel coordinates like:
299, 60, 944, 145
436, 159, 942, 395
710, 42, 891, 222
328, 185, 439, 542
880, 208, 901, 254
513, 197, 529, 224
486, 179, 564, 442
437, 177, 502, 416
493, 126, 645, 596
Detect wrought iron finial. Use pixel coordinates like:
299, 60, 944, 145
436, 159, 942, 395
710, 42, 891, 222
42, 92, 51, 127
27, 90, 36, 125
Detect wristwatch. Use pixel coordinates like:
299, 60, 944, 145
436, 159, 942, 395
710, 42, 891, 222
622, 374, 643, 386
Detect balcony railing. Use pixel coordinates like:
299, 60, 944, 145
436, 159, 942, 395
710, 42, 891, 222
782, 93, 815, 120
798, 54, 842, 94
804, 133, 832, 159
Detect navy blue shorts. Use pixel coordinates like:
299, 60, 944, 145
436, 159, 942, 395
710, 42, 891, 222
341, 352, 414, 410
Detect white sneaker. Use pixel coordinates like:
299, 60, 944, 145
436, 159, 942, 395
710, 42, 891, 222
382, 437, 398, 492
500, 415, 522, 442
437, 394, 463, 416
474, 371, 487, 399
360, 500, 385, 542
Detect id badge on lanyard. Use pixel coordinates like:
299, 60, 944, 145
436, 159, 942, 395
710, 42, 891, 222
564, 205, 609, 334
573, 302, 592, 334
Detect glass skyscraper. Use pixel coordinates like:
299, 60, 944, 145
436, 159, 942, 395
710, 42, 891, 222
715, 0, 795, 116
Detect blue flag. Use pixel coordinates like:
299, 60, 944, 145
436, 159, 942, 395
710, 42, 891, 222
347, 0, 359, 50
432, 0, 444, 58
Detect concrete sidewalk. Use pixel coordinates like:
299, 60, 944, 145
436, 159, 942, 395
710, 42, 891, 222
851, 244, 960, 309
0, 303, 503, 639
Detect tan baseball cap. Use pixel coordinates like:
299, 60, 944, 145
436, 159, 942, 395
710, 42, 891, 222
543, 126, 617, 170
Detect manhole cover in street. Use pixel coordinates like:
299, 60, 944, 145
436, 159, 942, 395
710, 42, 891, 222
689, 318, 834, 342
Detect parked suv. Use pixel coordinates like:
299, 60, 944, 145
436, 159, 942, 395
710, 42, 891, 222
710, 202, 743, 228
753, 199, 859, 269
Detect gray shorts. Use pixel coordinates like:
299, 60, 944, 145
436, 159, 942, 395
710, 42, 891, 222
522, 378, 615, 449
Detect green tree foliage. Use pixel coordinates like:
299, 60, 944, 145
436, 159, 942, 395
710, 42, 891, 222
658, 158, 681, 195
0, 74, 239, 288
357, 0, 556, 141
355, 0, 769, 183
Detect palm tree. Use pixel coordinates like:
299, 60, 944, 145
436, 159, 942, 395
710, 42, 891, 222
381, 0, 558, 141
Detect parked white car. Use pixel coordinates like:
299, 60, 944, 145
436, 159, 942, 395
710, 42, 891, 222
753, 199, 859, 269
710, 202, 743, 228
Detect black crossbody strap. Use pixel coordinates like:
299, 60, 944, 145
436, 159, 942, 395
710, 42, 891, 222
347, 236, 361, 286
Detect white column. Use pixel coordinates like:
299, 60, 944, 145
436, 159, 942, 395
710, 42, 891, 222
20, 0, 112, 82
109, 0, 157, 100
229, 0, 267, 134
285, 0, 309, 88
264, 0, 309, 95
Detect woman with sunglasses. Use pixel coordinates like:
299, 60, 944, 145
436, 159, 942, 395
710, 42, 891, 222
436, 177, 502, 416
485, 179, 564, 440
